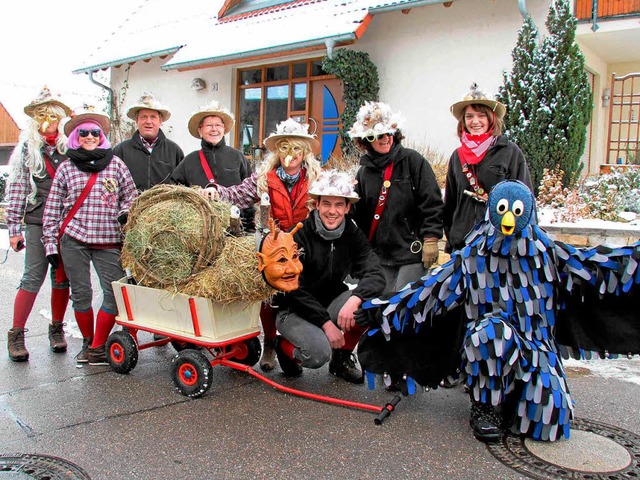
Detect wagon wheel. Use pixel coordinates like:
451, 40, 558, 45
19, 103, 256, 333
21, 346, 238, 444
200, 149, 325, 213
106, 330, 139, 374
229, 337, 262, 367
172, 349, 212, 398
170, 340, 198, 352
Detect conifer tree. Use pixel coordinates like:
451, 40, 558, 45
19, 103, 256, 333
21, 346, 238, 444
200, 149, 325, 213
500, 0, 592, 191
539, 0, 592, 188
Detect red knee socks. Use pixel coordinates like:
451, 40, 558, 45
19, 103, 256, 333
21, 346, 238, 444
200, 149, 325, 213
278, 336, 296, 359
343, 324, 367, 351
12, 289, 38, 329
74, 308, 94, 340
260, 303, 277, 341
91, 309, 117, 348
50, 287, 70, 323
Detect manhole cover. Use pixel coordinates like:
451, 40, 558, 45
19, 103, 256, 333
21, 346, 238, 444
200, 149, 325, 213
487, 417, 640, 479
0, 453, 90, 479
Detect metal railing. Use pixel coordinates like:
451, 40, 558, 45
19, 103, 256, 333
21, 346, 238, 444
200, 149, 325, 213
575, 0, 640, 30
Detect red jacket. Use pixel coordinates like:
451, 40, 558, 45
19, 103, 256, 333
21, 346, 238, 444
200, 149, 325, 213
266, 169, 310, 231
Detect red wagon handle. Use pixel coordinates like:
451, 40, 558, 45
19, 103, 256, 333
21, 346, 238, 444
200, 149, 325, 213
218, 358, 401, 424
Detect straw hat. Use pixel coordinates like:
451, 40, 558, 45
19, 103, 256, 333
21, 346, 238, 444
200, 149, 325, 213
308, 170, 359, 204
348, 101, 403, 139
450, 83, 506, 121
63, 107, 111, 136
188, 101, 235, 138
264, 118, 319, 152
126, 92, 171, 121
24, 86, 72, 118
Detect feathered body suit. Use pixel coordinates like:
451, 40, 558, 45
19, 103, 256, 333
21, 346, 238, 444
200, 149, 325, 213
360, 180, 640, 442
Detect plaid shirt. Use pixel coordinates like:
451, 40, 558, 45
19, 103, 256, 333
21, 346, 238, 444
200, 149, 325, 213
5, 144, 62, 237
215, 171, 259, 209
42, 155, 138, 255
139, 134, 157, 153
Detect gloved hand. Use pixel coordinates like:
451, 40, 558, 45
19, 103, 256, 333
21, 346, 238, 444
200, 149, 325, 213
117, 212, 129, 226
47, 254, 59, 269
422, 238, 439, 270
354, 307, 380, 328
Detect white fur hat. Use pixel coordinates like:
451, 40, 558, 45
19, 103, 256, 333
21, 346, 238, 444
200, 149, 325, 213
308, 169, 359, 203
264, 118, 319, 152
348, 101, 403, 140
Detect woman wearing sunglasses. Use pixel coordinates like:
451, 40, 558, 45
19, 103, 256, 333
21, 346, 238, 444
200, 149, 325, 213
201, 118, 321, 371
348, 101, 444, 293
41, 109, 138, 365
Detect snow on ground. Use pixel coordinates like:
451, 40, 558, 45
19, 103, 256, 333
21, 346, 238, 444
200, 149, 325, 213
538, 207, 640, 231
564, 357, 640, 386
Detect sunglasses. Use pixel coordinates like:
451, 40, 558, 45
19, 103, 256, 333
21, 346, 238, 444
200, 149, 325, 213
365, 132, 393, 143
78, 129, 101, 138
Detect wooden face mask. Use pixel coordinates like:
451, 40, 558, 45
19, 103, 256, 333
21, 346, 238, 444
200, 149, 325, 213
257, 219, 303, 292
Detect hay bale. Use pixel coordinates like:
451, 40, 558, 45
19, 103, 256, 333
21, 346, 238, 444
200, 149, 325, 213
182, 235, 276, 304
122, 185, 230, 290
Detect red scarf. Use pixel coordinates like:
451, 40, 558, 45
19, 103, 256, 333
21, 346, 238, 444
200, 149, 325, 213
43, 133, 58, 146
457, 132, 495, 165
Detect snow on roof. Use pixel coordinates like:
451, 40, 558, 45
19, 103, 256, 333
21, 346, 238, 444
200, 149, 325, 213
74, 0, 453, 73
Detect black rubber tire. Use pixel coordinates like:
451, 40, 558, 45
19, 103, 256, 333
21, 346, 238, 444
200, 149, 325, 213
106, 330, 139, 374
172, 349, 212, 398
230, 337, 262, 366
170, 340, 198, 352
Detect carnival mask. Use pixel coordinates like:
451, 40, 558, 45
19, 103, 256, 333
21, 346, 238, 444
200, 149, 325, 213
257, 219, 303, 292
34, 106, 60, 133
277, 142, 304, 168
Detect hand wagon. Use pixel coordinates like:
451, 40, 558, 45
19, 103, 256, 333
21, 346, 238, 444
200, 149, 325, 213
108, 277, 400, 424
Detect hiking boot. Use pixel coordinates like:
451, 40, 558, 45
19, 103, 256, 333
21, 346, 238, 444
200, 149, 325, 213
8, 328, 29, 362
274, 336, 302, 378
76, 337, 93, 364
48, 322, 68, 353
329, 349, 364, 384
470, 400, 503, 442
259, 338, 277, 371
440, 376, 462, 389
87, 345, 109, 366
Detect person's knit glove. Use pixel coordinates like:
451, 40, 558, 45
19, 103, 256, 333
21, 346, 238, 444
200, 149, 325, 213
354, 307, 380, 328
47, 254, 59, 269
421, 238, 439, 270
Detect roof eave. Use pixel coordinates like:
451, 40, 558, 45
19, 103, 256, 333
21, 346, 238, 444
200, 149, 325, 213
161, 33, 357, 71
368, 0, 454, 14
72, 46, 183, 74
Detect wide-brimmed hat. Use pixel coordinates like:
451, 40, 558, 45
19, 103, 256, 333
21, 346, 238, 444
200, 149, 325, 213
24, 86, 72, 118
348, 101, 403, 139
450, 83, 506, 121
308, 169, 359, 204
63, 107, 111, 136
126, 92, 171, 121
264, 118, 319, 152
188, 101, 235, 138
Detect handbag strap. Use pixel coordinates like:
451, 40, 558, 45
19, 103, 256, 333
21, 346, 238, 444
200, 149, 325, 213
368, 161, 394, 242
43, 154, 57, 179
59, 172, 99, 238
198, 150, 215, 183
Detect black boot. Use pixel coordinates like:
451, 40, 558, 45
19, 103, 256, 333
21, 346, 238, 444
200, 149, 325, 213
470, 400, 503, 442
329, 349, 364, 384
274, 336, 302, 377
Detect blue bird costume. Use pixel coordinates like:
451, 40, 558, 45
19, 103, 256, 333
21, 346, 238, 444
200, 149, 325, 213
357, 180, 640, 442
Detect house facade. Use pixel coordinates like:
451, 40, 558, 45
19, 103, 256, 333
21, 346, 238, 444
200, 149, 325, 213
0, 102, 19, 168
73, 0, 640, 176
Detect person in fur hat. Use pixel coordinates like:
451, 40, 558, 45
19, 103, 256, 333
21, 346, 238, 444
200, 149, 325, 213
348, 101, 444, 293
113, 92, 184, 191
272, 170, 385, 384
4, 87, 72, 362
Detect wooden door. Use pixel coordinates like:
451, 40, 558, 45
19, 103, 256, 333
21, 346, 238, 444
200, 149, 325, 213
309, 78, 344, 164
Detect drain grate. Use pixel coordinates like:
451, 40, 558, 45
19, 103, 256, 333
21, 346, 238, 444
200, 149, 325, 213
0, 453, 90, 479
487, 417, 640, 479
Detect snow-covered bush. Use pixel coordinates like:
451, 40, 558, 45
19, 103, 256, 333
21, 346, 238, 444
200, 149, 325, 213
581, 168, 640, 219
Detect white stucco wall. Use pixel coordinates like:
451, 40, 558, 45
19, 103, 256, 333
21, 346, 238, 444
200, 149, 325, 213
353, 0, 550, 157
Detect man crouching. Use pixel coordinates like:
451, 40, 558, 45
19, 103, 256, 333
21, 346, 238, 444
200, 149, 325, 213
273, 170, 385, 383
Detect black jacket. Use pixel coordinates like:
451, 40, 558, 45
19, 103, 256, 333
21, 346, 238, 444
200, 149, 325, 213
23, 146, 67, 226
278, 213, 386, 328
353, 144, 444, 267
171, 138, 252, 188
113, 130, 184, 191
443, 135, 533, 252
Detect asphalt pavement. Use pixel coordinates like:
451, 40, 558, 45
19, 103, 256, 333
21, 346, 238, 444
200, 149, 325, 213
1, 249, 639, 480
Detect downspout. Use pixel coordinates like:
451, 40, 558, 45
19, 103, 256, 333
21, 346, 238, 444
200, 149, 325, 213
325, 38, 336, 60
518, 0, 528, 19
88, 71, 113, 119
